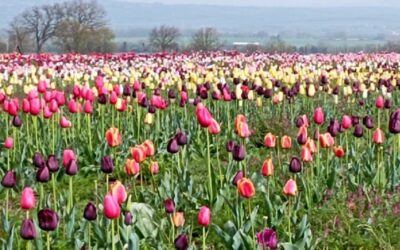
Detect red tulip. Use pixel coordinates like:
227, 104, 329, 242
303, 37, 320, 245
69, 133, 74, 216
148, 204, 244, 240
105, 127, 122, 147
3, 137, 13, 149
195, 103, 213, 127
373, 128, 384, 144
264, 133, 276, 148
20, 187, 36, 210
103, 194, 120, 219
313, 107, 324, 125
283, 179, 298, 196
197, 206, 211, 226
333, 146, 345, 158
261, 158, 274, 177
237, 178, 255, 198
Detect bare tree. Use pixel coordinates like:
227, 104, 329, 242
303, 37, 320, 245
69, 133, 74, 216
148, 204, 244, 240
190, 27, 220, 51
20, 4, 62, 53
7, 16, 32, 53
149, 26, 180, 52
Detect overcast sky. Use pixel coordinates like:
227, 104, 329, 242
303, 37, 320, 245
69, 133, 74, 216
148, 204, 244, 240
120, 0, 400, 7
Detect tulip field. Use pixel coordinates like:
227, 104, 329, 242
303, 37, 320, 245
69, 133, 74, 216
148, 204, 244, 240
2, 52, 400, 249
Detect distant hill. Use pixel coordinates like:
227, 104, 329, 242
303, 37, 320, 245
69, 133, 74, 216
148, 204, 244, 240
0, 1, 399, 38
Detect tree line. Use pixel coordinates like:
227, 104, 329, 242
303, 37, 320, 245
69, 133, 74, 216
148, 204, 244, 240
3, 0, 400, 54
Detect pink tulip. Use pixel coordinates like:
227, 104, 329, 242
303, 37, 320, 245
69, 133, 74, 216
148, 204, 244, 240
83, 101, 93, 114
283, 179, 298, 196
43, 106, 52, 119
4, 137, 13, 149
208, 118, 221, 135
373, 128, 384, 144
196, 103, 213, 128
29, 98, 41, 116
20, 187, 36, 210
376, 96, 384, 109
341, 115, 352, 129
22, 99, 30, 113
103, 194, 120, 219
313, 107, 324, 125
197, 206, 211, 226
63, 149, 76, 167
110, 181, 127, 205
149, 161, 159, 175
60, 116, 72, 128
68, 100, 78, 113
49, 99, 59, 113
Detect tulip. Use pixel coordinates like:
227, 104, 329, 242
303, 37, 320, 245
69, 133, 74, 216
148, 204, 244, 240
341, 115, 352, 129
264, 133, 276, 148
297, 126, 308, 145
226, 140, 234, 152
197, 206, 211, 226
195, 103, 213, 127
174, 234, 189, 250
295, 114, 309, 128
208, 118, 221, 135
12, 115, 22, 127
3, 137, 13, 149
105, 127, 122, 147
101, 155, 114, 174
354, 124, 364, 138
283, 179, 298, 196
125, 159, 140, 176
363, 115, 374, 129
144, 113, 154, 124
376, 95, 384, 109
36, 165, 50, 183
124, 211, 133, 225
175, 132, 188, 146
301, 146, 313, 162
232, 170, 244, 186
38, 208, 59, 231
63, 149, 76, 167
149, 161, 159, 175
235, 114, 251, 138
173, 212, 185, 227
319, 133, 335, 148
103, 194, 120, 219
389, 110, 400, 134
237, 178, 255, 198
313, 107, 324, 125
232, 143, 246, 161
261, 158, 274, 177
83, 202, 97, 221
289, 157, 302, 173
21, 187, 36, 210
305, 138, 317, 153
46, 155, 59, 172
256, 228, 278, 249
33, 152, 46, 168
130, 145, 146, 162
167, 138, 180, 154
142, 140, 156, 157
164, 198, 175, 214
20, 219, 37, 240
373, 128, 384, 144
333, 146, 345, 158
1, 170, 16, 188
281, 135, 292, 149
60, 115, 72, 128
110, 180, 127, 205
65, 159, 79, 175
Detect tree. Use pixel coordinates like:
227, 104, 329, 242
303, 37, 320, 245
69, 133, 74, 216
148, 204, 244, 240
7, 16, 34, 53
54, 0, 115, 53
149, 26, 180, 52
19, 4, 62, 53
189, 27, 220, 51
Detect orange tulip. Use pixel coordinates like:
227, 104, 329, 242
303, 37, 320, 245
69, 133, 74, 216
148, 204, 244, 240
109, 180, 127, 205
125, 159, 140, 175
173, 212, 185, 227
301, 146, 313, 162
235, 114, 251, 138
105, 127, 121, 147
281, 135, 292, 149
131, 145, 146, 163
283, 179, 298, 196
237, 178, 255, 198
333, 146, 345, 158
305, 138, 317, 153
319, 133, 334, 148
373, 128, 384, 144
264, 133, 276, 148
149, 161, 159, 175
261, 158, 274, 177
142, 140, 155, 157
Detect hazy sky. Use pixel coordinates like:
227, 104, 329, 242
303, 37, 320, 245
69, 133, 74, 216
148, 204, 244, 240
120, 0, 400, 7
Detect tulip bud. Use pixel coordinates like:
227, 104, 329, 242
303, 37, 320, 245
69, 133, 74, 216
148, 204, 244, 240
256, 228, 278, 249
164, 198, 175, 214
110, 180, 127, 205
36, 165, 50, 183
237, 178, 255, 198
101, 155, 114, 174
125, 159, 140, 176
83, 202, 97, 221
261, 158, 274, 177
301, 146, 313, 162
283, 179, 298, 196
289, 157, 302, 173
65, 160, 79, 176
175, 132, 188, 146
33, 152, 45, 168
389, 110, 400, 134
197, 206, 211, 226
281, 135, 292, 149
226, 140, 234, 152
12, 115, 23, 127
195, 103, 213, 127
313, 107, 324, 125
149, 161, 159, 175
167, 138, 180, 154
4, 137, 13, 149
62, 149, 76, 167
373, 128, 384, 144
38, 208, 59, 231
376, 96, 384, 109
20, 219, 37, 240
208, 118, 221, 135
173, 211, 185, 227
353, 124, 364, 138
1, 170, 16, 188
264, 133, 276, 148
333, 146, 345, 158
124, 211, 133, 225
341, 115, 352, 129
103, 194, 120, 219
232, 144, 246, 161
363, 115, 374, 129
46, 155, 59, 172
105, 127, 122, 147
174, 233, 189, 250
20, 187, 36, 210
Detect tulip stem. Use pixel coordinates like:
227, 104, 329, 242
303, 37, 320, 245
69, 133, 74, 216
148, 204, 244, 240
40, 184, 44, 208
206, 130, 213, 203
5, 189, 9, 222
288, 198, 292, 243
87, 115, 92, 152
111, 220, 115, 250
52, 174, 57, 210
88, 222, 91, 250
202, 226, 207, 250
47, 233, 50, 250
69, 176, 73, 210
170, 214, 175, 243
248, 199, 256, 250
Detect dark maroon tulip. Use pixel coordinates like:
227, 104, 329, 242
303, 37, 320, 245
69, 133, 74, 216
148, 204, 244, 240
193, 97, 201, 106
297, 133, 307, 145
313, 129, 320, 141
124, 211, 133, 225
174, 233, 189, 250
232, 170, 244, 186
384, 99, 392, 109
389, 109, 400, 134
167, 138, 180, 154
98, 94, 107, 104
101, 155, 114, 174
12, 115, 23, 127
256, 228, 278, 249
363, 116, 374, 129
1, 170, 16, 188
295, 116, 305, 128
148, 105, 156, 114
351, 116, 360, 126
327, 119, 340, 137
353, 124, 364, 138
139, 96, 148, 108
168, 89, 176, 99
36, 165, 50, 183
264, 89, 273, 98
65, 160, 78, 176
232, 144, 246, 161
226, 140, 235, 152
164, 198, 175, 214
123, 85, 131, 96
20, 218, 37, 240
33, 152, 45, 168
175, 132, 188, 146
83, 202, 97, 221
289, 157, 302, 173
233, 78, 240, 85
46, 155, 59, 172
38, 208, 59, 231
